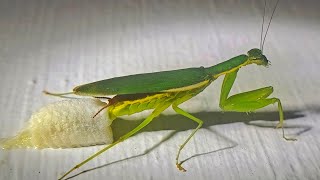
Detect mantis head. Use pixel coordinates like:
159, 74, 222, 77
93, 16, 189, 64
247, 48, 270, 67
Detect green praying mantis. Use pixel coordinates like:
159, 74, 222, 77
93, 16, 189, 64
43, 0, 296, 179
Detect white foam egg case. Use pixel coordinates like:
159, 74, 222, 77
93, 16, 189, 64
0, 98, 113, 149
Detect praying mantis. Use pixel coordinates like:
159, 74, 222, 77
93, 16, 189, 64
1, 0, 297, 179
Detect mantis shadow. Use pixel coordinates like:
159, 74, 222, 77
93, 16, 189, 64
112, 110, 307, 139
65, 109, 306, 180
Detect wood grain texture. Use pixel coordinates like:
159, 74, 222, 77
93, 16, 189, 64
0, 0, 319, 179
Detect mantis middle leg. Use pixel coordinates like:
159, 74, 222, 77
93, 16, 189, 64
219, 69, 296, 141
172, 95, 204, 172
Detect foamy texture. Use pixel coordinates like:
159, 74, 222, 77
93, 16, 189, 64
0, 99, 113, 149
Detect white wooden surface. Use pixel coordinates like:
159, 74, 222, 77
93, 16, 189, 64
1, 0, 320, 179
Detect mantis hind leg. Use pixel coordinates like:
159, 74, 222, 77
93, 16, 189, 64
172, 95, 203, 172
219, 70, 296, 141
58, 102, 171, 180
43, 90, 74, 98
43, 90, 111, 101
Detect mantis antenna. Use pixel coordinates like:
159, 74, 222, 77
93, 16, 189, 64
260, 0, 267, 50
261, 0, 281, 52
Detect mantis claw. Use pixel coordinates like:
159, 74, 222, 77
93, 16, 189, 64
275, 122, 283, 129
176, 162, 187, 172
283, 136, 297, 141
276, 122, 297, 141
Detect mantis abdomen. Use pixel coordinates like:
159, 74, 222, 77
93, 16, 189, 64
109, 92, 174, 118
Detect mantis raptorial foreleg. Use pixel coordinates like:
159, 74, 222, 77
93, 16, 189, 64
219, 69, 296, 141
58, 103, 171, 180
171, 96, 204, 172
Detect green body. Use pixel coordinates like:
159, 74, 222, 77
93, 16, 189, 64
74, 67, 210, 95
74, 54, 250, 96
48, 48, 294, 180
